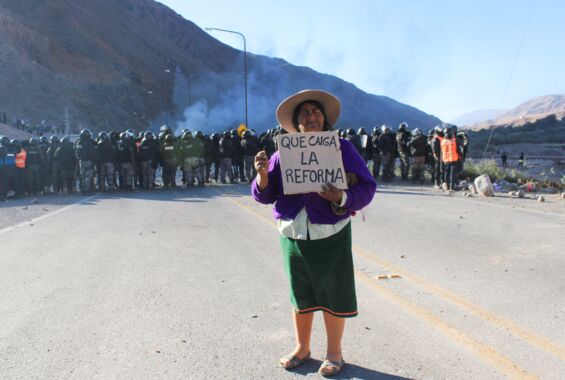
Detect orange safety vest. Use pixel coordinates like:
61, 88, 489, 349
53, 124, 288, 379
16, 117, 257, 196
441, 138, 459, 163
15, 149, 27, 168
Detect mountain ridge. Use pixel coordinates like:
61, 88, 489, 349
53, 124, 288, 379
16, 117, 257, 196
0, 0, 442, 134
465, 94, 565, 130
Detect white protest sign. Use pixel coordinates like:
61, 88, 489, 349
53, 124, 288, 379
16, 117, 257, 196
276, 131, 348, 195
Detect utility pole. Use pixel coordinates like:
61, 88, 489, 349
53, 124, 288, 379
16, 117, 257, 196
205, 27, 248, 128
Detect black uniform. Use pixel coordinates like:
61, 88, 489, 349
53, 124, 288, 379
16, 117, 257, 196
396, 129, 411, 180
54, 141, 77, 193
370, 131, 381, 178
46, 141, 61, 193
25, 144, 46, 195
408, 134, 428, 183
378, 132, 396, 182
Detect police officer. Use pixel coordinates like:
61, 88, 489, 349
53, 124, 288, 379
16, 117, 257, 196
38, 135, 50, 193
134, 131, 144, 188
370, 127, 381, 179
12, 140, 27, 198
0, 136, 8, 200
96, 131, 117, 191
2, 138, 18, 199
441, 126, 463, 191
179, 129, 190, 185
54, 137, 77, 194
231, 129, 244, 182
456, 129, 469, 182
378, 125, 395, 182
179, 130, 204, 186
396, 122, 411, 180
74, 129, 97, 193
161, 133, 178, 188
218, 130, 235, 184
157, 125, 173, 184
241, 129, 260, 182
116, 131, 136, 190
209, 133, 221, 182
201, 133, 213, 183
358, 127, 372, 163
346, 128, 365, 160
431, 126, 444, 189
25, 138, 46, 196
407, 128, 427, 183
46, 136, 61, 193
139, 131, 159, 189
194, 131, 207, 184
260, 128, 277, 158
426, 130, 435, 184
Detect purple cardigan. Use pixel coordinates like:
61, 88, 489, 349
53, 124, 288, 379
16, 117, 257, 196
251, 138, 377, 224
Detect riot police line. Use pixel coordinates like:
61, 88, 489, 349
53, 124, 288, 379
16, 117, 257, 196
0, 125, 272, 200
338, 122, 469, 190
0, 122, 468, 201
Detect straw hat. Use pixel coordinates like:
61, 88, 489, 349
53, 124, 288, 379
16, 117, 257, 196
275, 89, 341, 133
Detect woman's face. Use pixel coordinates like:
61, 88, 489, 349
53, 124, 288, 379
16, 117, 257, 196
296, 102, 325, 133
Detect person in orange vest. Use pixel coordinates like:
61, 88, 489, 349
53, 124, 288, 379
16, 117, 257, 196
13, 139, 27, 198
440, 126, 463, 191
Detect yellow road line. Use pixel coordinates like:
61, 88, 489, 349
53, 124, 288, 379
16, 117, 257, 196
223, 195, 546, 379
356, 271, 539, 380
353, 245, 565, 362
222, 193, 565, 362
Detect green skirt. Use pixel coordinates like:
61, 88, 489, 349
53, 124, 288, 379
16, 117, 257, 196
279, 222, 357, 318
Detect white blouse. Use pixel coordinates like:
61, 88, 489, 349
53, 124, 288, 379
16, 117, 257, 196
277, 192, 350, 240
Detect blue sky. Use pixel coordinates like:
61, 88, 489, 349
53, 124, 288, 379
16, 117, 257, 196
159, 0, 564, 122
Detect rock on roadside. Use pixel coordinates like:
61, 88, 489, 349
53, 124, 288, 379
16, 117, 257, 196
474, 174, 494, 197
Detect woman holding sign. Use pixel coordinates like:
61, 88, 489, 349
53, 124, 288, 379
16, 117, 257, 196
252, 90, 376, 376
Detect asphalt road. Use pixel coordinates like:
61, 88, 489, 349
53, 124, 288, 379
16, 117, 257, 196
0, 184, 564, 379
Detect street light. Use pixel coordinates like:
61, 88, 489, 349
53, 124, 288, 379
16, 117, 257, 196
205, 27, 248, 129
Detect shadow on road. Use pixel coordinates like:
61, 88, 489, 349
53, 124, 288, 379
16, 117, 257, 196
0, 183, 255, 209
0, 193, 92, 209
287, 358, 412, 379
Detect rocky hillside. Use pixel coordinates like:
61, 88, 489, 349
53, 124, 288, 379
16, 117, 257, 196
0, 0, 441, 135
0, 123, 32, 140
467, 95, 565, 130
450, 109, 506, 127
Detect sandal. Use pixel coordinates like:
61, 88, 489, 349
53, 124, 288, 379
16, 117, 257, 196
319, 358, 345, 377
279, 351, 311, 369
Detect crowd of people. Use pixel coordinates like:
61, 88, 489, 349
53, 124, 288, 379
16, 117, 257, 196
340, 122, 469, 191
0, 122, 469, 201
0, 125, 266, 200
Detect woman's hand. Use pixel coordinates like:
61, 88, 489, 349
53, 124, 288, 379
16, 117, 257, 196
318, 182, 344, 204
254, 151, 269, 175
254, 150, 269, 190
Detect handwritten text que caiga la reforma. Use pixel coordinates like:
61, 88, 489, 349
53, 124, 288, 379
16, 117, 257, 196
278, 134, 344, 185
